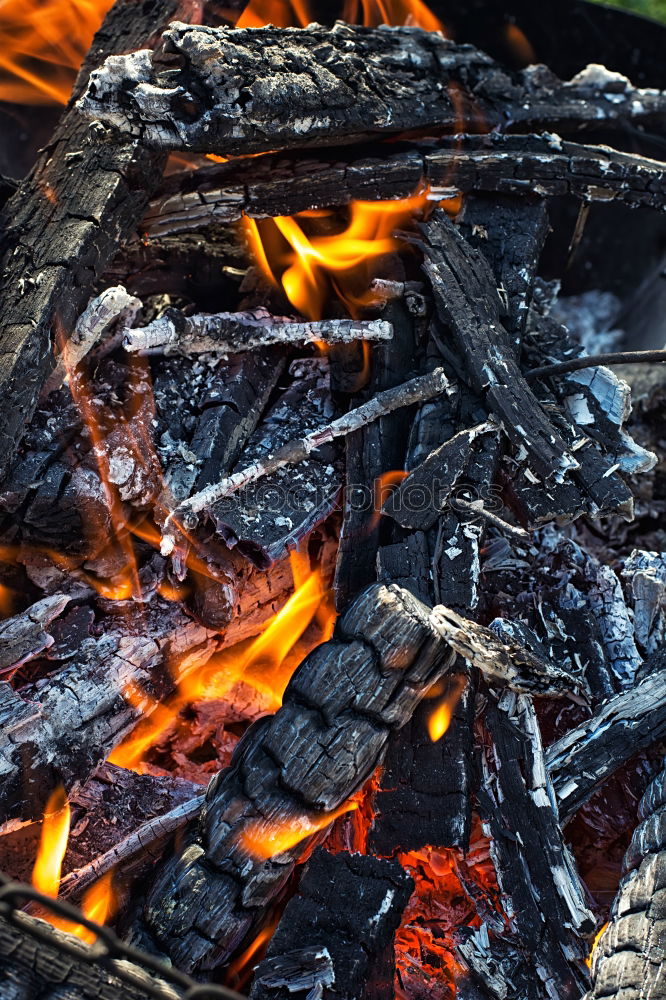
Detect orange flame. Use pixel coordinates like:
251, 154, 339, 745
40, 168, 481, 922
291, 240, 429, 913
0, 0, 113, 105
32, 784, 70, 898
342, 0, 445, 32
75, 871, 116, 943
109, 552, 336, 772
240, 800, 358, 860
241, 190, 431, 321
225, 918, 279, 989
32, 784, 117, 938
236, 0, 314, 28
0, 583, 15, 619
427, 675, 468, 742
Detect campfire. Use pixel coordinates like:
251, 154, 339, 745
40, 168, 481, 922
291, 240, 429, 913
0, 0, 665, 998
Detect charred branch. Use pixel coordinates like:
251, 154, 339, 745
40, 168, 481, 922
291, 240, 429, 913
123, 307, 392, 357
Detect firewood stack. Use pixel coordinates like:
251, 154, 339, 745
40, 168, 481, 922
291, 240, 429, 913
0, 1, 665, 999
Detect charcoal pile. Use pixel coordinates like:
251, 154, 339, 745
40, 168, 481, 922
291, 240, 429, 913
0, 1, 665, 999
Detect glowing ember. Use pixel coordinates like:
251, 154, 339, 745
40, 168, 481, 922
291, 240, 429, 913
241, 191, 431, 321
32, 784, 70, 898
0, 0, 112, 105
240, 800, 359, 860
427, 675, 468, 742
342, 0, 445, 32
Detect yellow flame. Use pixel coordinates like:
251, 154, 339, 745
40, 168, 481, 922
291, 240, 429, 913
0, 0, 113, 105
32, 785, 70, 898
427, 676, 468, 742
242, 190, 431, 321
240, 800, 358, 860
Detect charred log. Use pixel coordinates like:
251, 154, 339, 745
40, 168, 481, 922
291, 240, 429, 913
248, 848, 413, 1000
473, 691, 594, 999
134, 583, 454, 974
79, 23, 666, 154
0, 0, 193, 484
368, 668, 476, 854
585, 756, 666, 1000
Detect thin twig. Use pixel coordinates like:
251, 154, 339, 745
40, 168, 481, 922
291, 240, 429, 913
161, 368, 450, 555
451, 497, 530, 542
123, 309, 393, 356
525, 349, 666, 382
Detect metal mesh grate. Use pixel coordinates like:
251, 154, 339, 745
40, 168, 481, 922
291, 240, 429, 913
0, 873, 246, 1000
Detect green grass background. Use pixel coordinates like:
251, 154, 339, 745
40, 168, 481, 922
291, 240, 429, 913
588, 0, 666, 21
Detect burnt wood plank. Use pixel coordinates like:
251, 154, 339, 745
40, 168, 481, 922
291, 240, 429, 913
137, 135, 666, 242
79, 23, 666, 154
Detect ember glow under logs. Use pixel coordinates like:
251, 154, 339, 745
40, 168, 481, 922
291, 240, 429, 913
1, 2, 666, 999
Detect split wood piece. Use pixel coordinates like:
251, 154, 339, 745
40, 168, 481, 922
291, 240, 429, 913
0, 908, 179, 1000
159, 350, 286, 506
248, 848, 413, 1000
0, 599, 219, 822
549, 532, 642, 689
0, 594, 69, 677
334, 295, 425, 609
78, 22, 666, 154
623, 550, 666, 655
420, 210, 577, 482
382, 422, 495, 531
136, 583, 455, 974
523, 310, 656, 478
136, 135, 666, 244
44, 287, 141, 395
457, 193, 549, 349
123, 307, 392, 356
161, 367, 450, 556
368, 668, 476, 854
190, 358, 340, 569
430, 604, 582, 696
585, 756, 666, 1000
475, 692, 594, 999
0, 0, 193, 486
546, 647, 666, 825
